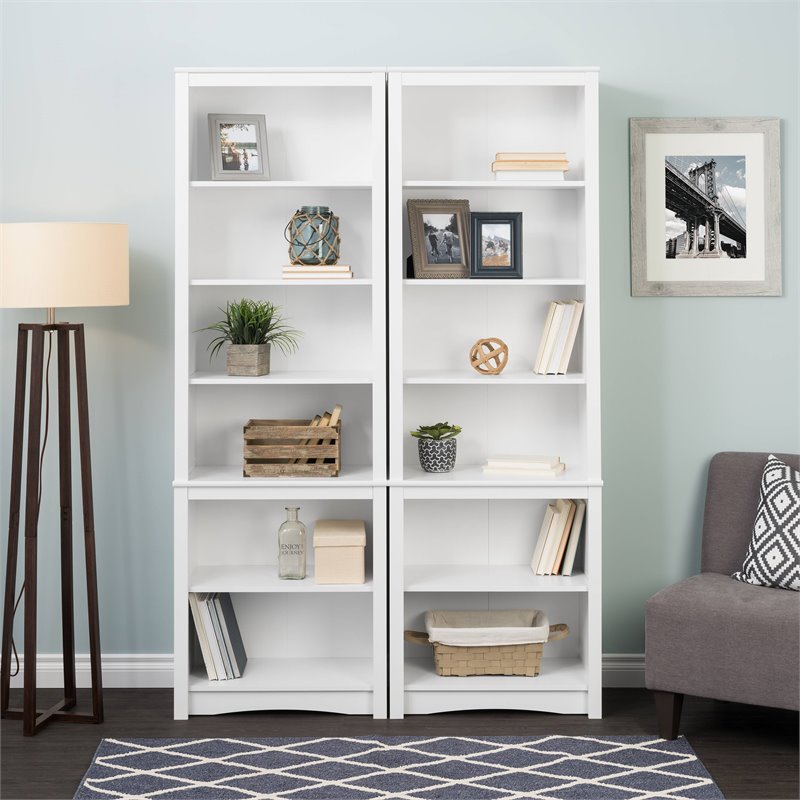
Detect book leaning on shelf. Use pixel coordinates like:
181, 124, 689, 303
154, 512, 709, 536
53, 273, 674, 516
189, 592, 248, 680
533, 300, 584, 375
529, 499, 586, 576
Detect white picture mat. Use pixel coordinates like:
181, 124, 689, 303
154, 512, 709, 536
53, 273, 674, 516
645, 132, 764, 282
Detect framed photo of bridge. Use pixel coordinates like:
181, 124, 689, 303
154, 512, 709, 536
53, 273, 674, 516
630, 117, 781, 296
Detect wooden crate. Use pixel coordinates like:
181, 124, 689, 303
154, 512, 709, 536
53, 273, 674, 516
243, 418, 341, 478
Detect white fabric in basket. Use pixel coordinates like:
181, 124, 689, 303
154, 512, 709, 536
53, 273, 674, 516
425, 609, 550, 647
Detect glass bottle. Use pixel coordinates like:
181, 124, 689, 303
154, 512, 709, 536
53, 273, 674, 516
278, 507, 306, 579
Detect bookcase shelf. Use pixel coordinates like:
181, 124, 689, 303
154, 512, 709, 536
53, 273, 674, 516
403, 180, 585, 189
403, 370, 586, 385
190, 278, 374, 287
190, 370, 374, 385
404, 565, 587, 593
189, 565, 374, 593
388, 69, 601, 719
175, 69, 387, 720
189, 657, 373, 693
191, 180, 372, 189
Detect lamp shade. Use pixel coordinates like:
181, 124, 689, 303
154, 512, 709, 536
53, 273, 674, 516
0, 222, 129, 309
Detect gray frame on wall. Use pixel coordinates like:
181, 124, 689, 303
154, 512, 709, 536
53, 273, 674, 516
630, 117, 781, 297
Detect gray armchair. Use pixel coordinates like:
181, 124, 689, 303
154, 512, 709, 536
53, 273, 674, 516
645, 451, 800, 739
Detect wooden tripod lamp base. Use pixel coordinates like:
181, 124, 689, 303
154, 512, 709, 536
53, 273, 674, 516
0, 220, 128, 736
1, 323, 104, 735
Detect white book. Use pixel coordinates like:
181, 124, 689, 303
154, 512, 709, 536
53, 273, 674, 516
482, 463, 566, 477
282, 264, 352, 272
537, 499, 574, 575
533, 301, 558, 374
188, 593, 217, 681
530, 504, 556, 575
556, 301, 584, 375
561, 499, 586, 576
198, 592, 228, 680
546, 300, 578, 374
550, 500, 577, 575
282, 272, 353, 280
487, 455, 561, 470
535, 302, 566, 374
495, 170, 566, 181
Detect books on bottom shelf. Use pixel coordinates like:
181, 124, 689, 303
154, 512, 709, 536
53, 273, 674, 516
189, 592, 248, 680
481, 454, 565, 478
534, 300, 584, 375
530, 498, 586, 576
282, 264, 353, 280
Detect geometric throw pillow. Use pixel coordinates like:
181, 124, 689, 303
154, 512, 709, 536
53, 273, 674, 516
732, 454, 800, 591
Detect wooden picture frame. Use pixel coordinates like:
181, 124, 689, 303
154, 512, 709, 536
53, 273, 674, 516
208, 114, 270, 181
470, 212, 522, 279
630, 117, 781, 296
407, 199, 471, 278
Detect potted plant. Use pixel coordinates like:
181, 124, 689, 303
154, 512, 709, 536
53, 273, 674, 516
200, 299, 302, 376
410, 422, 462, 473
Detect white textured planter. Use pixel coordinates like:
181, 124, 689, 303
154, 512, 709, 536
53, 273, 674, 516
227, 343, 270, 376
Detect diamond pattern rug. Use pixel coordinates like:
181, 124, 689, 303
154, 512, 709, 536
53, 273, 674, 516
74, 735, 724, 799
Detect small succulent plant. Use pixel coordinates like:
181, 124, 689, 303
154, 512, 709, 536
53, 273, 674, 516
410, 422, 462, 440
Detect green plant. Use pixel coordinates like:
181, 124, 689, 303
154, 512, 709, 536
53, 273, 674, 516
200, 299, 302, 359
410, 422, 462, 440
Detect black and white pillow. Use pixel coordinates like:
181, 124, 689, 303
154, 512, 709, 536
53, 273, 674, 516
732, 455, 800, 591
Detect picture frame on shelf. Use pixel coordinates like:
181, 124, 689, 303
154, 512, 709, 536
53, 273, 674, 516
407, 199, 471, 279
470, 212, 523, 279
208, 114, 270, 180
630, 117, 781, 296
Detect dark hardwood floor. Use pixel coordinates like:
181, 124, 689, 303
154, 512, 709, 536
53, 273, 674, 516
1, 688, 797, 800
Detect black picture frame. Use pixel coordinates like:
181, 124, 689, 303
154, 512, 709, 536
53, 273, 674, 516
470, 212, 522, 278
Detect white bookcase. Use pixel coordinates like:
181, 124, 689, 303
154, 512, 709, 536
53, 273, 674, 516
387, 70, 601, 718
174, 67, 601, 722
173, 69, 387, 718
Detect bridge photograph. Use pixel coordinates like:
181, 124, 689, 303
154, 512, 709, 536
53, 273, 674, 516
665, 154, 747, 259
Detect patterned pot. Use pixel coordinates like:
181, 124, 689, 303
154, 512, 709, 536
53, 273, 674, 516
418, 438, 457, 473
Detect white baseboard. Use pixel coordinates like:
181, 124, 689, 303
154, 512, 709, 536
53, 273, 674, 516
602, 654, 646, 687
6, 654, 174, 689
6, 653, 646, 690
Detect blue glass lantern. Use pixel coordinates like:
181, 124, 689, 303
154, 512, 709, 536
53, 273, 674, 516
284, 206, 340, 265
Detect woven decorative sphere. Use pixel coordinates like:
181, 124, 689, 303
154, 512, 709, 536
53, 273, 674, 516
469, 337, 508, 375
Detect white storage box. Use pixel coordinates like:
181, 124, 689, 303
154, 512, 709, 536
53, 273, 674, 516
313, 519, 366, 584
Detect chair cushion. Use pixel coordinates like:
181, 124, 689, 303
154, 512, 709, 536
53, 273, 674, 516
731, 455, 800, 591
645, 572, 800, 710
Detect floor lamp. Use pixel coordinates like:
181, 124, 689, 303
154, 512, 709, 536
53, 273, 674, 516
0, 222, 129, 735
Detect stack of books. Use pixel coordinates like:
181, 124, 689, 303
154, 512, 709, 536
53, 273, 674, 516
189, 592, 248, 680
282, 264, 353, 280
530, 499, 586, 576
534, 300, 584, 375
491, 152, 569, 181
481, 454, 565, 478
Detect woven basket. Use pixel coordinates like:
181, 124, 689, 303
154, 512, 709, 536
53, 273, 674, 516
404, 624, 569, 677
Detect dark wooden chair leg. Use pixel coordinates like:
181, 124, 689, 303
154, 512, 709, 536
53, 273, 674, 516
654, 690, 684, 739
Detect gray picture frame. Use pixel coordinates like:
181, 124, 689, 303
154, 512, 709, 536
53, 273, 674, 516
208, 114, 270, 181
407, 199, 471, 279
630, 117, 781, 296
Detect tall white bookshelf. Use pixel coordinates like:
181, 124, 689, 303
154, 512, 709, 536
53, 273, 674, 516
387, 70, 602, 718
175, 67, 601, 722
174, 69, 387, 718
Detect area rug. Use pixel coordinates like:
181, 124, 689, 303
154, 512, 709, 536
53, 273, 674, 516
74, 735, 724, 799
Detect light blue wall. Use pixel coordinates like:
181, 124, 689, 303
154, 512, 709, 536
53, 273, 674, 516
2, 1, 797, 656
